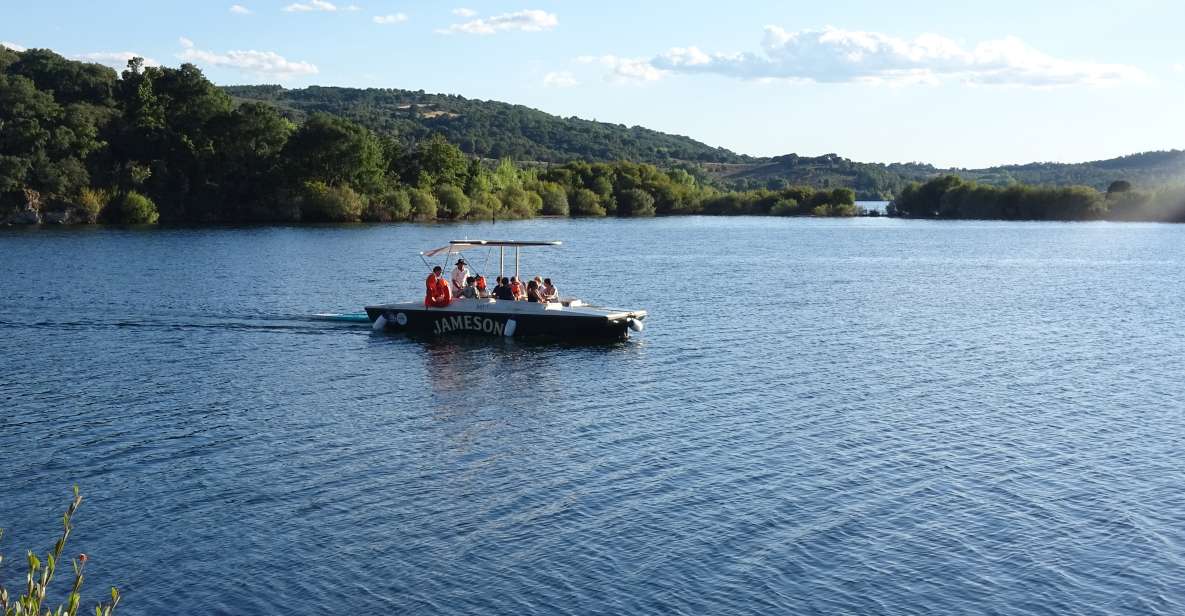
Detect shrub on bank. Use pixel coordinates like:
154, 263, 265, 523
363, 189, 412, 222
770, 198, 799, 216
468, 192, 500, 219
105, 191, 159, 224
434, 184, 470, 219
77, 188, 111, 223
539, 182, 569, 216
500, 186, 541, 219
569, 188, 606, 217
617, 188, 656, 217
891, 175, 1106, 220
298, 181, 364, 222
409, 188, 438, 221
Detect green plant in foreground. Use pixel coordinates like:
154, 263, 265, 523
0, 487, 120, 616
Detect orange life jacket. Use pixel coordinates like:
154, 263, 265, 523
425, 274, 451, 307
476, 276, 487, 291
510, 281, 522, 296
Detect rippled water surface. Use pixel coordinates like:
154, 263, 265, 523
3, 217, 1185, 615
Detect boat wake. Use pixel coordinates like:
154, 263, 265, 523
308, 312, 372, 324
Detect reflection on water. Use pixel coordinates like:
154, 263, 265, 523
2, 217, 1184, 615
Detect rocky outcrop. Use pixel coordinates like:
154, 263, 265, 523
0, 190, 95, 224
41, 196, 88, 224
0, 189, 43, 225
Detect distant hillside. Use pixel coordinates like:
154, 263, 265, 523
703, 154, 939, 199
959, 150, 1185, 189
222, 85, 749, 165
707, 150, 1185, 199
224, 85, 1183, 200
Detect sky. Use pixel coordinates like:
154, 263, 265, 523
3, 0, 1184, 168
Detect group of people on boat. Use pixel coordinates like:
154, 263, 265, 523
425, 259, 559, 307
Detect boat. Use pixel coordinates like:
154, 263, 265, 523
364, 240, 648, 340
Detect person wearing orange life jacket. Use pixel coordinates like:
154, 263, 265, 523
424, 266, 451, 307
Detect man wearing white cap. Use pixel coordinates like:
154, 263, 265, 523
450, 259, 470, 295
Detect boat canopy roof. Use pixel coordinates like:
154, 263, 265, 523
422, 240, 562, 257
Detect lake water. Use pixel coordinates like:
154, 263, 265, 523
2, 217, 1184, 615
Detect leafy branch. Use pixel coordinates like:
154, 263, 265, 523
0, 487, 120, 616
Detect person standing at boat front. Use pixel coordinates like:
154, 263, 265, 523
450, 259, 469, 295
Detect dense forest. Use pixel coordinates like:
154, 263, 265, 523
0, 47, 855, 225
888, 176, 1185, 222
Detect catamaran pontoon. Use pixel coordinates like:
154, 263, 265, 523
364, 240, 647, 340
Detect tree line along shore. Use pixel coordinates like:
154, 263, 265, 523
0, 48, 857, 225
889, 176, 1185, 222
1, 46, 1180, 226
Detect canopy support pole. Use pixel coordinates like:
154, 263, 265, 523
515, 247, 520, 279
499, 247, 504, 278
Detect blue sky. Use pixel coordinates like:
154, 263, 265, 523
3, 0, 1183, 168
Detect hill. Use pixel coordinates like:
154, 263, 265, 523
960, 150, 1185, 188
222, 85, 749, 165
225, 85, 1184, 199
706, 150, 1185, 199
701, 154, 939, 199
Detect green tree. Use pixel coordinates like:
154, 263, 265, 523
468, 191, 500, 219
209, 102, 294, 219
499, 186, 541, 218
405, 134, 468, 188
409, 187, 438, 220
539, 182, 569, 216
364, 188, 413, 222
490, 157, 521, 192
770, 198, 799, 216
435, 183, 470, 219
569, 188, 605, 217
282, 113, 386, 193
0, 73, 100, 196
616, 187, 656, 217
298, 181, 364, 222
1106, 180, 1132, 196
106, 190, 159, 224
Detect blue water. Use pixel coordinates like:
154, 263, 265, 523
2, 217, 1184, 615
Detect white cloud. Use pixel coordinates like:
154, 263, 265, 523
543, 71, 578, 87
373, 13, 408, 24
1174, 63, 1185, 74
74, 52, 161, 70
578, 54, 665, 83
646, 26, 1143, 87
229, 4, 252, 14
451, 7, 477, 17
179, 37, 195, 49
283, 0, 337, 12
178, 41, 318, 79
344, 4, 361, 11
437, 9, 557, 35
1, 41, 26, 52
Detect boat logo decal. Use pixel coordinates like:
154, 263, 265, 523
395, 312, 408, 326
433, 315, 505, 336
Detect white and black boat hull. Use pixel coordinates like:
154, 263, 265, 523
364, 302, 646, 340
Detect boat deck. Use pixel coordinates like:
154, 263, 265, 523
365, 297, 647, 321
